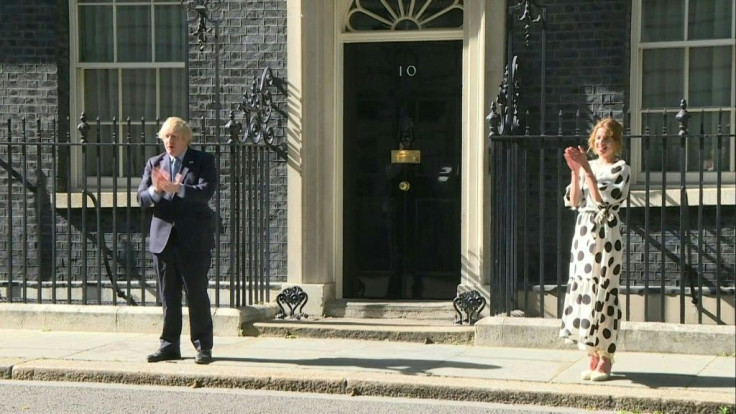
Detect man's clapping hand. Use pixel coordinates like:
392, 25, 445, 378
151, 166, 169, 193
152, 167, 182, 194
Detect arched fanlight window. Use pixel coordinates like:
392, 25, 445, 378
346, 0, 463, 31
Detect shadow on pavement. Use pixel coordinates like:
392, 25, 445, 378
262, 320, 463, 327
616, 371, 736, 388
211, 356, 499, 375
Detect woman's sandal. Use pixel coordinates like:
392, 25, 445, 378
590, 357, 612, 381
581, 354, 600, 380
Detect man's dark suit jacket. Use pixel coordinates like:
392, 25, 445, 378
136, 148, 218, 253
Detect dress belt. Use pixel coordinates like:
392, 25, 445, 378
579, 205, 617, 239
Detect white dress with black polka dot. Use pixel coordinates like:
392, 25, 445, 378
559, 158, 631, 357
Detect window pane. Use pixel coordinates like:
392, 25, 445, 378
642, 49, 684, 108
346, 0, 463, 31
687, 111, 732, 172
122, 124, 160, 179
689, 46, 733, 107
118, 6, 152, 62
644, 137, 680, 172
640, 112, 680, 172
412, 1, 463, 30
688, 0, 732, 40
85, 125, 115, 176
122, 69, 156, 119
83, 69, 119, 120
155, 5, 186, 61
641, 0, 684, 42
79, 6, 113, 62
160, 68, 188, 118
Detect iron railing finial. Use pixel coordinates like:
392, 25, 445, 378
676, 99, 689, 137
77, 113, 89, 143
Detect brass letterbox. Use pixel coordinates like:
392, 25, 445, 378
391, 150, 421, 164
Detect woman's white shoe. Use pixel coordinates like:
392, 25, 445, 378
589, 370, 610, 381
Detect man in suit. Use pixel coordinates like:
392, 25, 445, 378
137, 117, 218, 364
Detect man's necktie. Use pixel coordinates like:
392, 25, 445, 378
171, 157, 180, 182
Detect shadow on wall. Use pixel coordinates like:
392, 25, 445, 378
0, 157, 150, 304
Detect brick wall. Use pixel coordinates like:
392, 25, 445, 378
495, 139, 735, 289
0, 0, 288, 302
510, 0, 630, 134
0, 0, 68, 125
0, 0, 68, 295
498, 0, 734, 290
186, 0, 288, 282
1, 0, 730, 300
623, 207, 736, 288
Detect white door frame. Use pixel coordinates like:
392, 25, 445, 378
286, 1, 505, 313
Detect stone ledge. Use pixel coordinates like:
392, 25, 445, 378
0, 358, 21, 380
474, 316, 736, 355
2, 304, 733, 355
0, 303, 278, 336
252, 320, 475, 345
325, 299, 460, 320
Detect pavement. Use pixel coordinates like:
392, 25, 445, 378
1, 328, 734, 414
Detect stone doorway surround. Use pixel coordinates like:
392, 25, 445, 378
286, 1, 506, 316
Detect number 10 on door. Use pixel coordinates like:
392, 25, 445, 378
399, 65, 416, 77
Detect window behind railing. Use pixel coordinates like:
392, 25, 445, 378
632, 0, 735, 183
72, 0, 188, 186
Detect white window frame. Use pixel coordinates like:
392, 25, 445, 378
69, 0, 188, 191
628, 0, 735, 202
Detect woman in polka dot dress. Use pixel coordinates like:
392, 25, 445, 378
559, 118, 630, 382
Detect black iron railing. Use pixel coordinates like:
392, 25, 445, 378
489, 105, 735, 325
0, 115, 280, 307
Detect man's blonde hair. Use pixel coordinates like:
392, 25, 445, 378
158, 117, 193, 144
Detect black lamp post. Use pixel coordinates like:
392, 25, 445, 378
179, 0, 284, 309
488, 0, 547, 137
181, 0, 223, 143
510, 0, 547, 134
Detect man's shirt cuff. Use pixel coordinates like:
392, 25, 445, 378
148, 186, 162, 202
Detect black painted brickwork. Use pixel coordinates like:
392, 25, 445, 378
622, 207, 735, 289
514, 145, 735, 289
0, 0, 69, 128
185, 0, 288, 282
510, 0, 630, 134
502, 0, 733, 288
1, 0, 731, 294
0, 0, 288, 294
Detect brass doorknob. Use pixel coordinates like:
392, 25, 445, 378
399, 181, 410, 191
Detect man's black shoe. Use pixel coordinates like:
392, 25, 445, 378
195, 350, 213, 365
146, 350, 181, 363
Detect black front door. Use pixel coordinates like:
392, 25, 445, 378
343, 41, 461, 299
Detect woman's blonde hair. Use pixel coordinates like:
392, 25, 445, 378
157, 117, 193, 144
587, 118, 624, 156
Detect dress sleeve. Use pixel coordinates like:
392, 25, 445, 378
563, 169, 584, 210
595, 161, 630, 207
